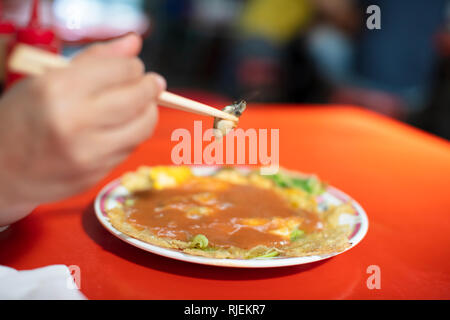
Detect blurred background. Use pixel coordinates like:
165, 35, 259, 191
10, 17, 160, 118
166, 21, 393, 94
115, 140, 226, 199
1, 0, 449, 139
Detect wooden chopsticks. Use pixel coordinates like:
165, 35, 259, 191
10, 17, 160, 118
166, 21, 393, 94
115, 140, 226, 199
8, 44, 238, 122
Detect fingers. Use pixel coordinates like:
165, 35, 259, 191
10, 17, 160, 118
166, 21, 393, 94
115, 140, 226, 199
103, 101, 159, 150
74, 33, 142, 61
91, 72, 166, 127
62, 56, 145, 95
61, 33, 145, 94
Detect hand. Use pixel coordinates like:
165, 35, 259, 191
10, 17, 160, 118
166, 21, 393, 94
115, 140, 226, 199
0, 34, 166, 225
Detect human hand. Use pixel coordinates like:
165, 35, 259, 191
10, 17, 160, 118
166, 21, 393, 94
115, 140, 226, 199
0, 34, 166, 225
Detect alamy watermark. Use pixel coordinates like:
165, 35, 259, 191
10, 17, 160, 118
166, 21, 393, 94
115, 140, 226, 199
170, 121, 280, 175
366, 265, 381, 290
366, 5, 381, 30
67, 264, 81, 290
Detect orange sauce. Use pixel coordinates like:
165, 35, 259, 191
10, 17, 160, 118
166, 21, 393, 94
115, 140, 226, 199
124, 179, 321, 249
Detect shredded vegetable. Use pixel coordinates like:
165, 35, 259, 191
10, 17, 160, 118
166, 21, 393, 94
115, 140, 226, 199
290, 228, 305, 242
189, 234, 209, 249
255, 249, 279, 259
266, 173, 326, 195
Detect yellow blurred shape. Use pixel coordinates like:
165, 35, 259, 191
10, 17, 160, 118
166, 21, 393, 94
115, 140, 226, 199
241, 218, 269, 226
149, 166, 192, 189
240, 0, 313, 44
121, 166, 193, 191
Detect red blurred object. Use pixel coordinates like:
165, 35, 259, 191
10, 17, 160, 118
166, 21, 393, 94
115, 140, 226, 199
5, 0, 60, 88
0, 1, 14, 34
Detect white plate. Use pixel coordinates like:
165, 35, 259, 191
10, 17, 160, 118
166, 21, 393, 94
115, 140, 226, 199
94, 166, 368, 268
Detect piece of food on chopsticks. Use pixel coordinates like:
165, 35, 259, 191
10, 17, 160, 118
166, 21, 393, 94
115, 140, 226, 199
107, 166, 355, 259
213, 100, 247, 138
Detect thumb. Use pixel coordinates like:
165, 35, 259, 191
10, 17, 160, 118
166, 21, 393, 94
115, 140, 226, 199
74, 33, 142, 62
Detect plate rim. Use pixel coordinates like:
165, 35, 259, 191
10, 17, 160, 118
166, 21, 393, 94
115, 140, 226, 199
94, 166, 369, 268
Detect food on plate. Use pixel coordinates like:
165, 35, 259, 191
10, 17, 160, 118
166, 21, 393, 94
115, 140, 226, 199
107, 166, 355, 259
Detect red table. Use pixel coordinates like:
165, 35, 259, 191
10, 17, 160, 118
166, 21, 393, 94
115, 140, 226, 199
1, 105, 450, 299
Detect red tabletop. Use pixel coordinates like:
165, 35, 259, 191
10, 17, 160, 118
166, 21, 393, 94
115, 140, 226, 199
1, 105, 450, 300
